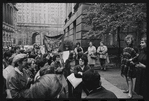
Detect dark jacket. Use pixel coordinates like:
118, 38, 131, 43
86, 86, 117, 99
64, 59, 77, 78
74, 65, 91, 78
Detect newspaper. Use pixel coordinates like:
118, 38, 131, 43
67, 73, 82, 88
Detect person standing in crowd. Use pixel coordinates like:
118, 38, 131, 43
132, 37, 147, 98
25, 58, 37, 79
85, 41, 96, 68
50, 53, 68, 98
3, 51, 15, 79
73, 54, 91, 98
64, 51, 77, 98
82, 69, 117, 98
6, 54, 34, 98
74, 42, 84, 65
97, 41, 108, 71
3, 51, 15, 98
50, 54, 65, 74
3, 51, 12, 70
121, 34, 138, 98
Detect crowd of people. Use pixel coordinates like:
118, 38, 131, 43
2, 34, 147, 99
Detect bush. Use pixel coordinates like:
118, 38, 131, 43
63, 40, 74, 51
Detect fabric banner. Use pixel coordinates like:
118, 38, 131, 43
43, 34, 63, 52
67, 73, 82, 89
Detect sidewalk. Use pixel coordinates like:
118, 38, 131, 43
81, 77, 128, 98
82, 77, 143, 99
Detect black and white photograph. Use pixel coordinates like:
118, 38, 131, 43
2, 3, 147, 100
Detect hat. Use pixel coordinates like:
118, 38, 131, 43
12, 54, 27, 63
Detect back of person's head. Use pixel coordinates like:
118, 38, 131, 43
36, 59, 46, 70
83, 69, 101, 91
68, 51, 74, 60
14, 46, 20, 52
30, 74, 63, 98
3, 50, 12, 59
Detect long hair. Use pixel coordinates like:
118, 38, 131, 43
79, 54, 88, 66
124, 34, 134, 47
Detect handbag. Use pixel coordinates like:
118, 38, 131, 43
90, 54, 97, 60
99, 54, 107, 59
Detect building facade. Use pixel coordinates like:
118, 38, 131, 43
63, 3, 146, 53
63, 3, 97, 51
3, 3, 18, 48
16, 3, 66, 45
16, 3, 65, 25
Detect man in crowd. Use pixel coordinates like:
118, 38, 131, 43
82, 69, 117, 98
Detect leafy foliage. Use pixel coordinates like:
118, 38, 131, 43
83, 3, 146, 39
63, 39, 74, 50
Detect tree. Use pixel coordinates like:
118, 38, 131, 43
83, 3, 146, 66
83, 3, 146, 38
63, 40, 74, 51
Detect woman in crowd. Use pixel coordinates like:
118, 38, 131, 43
74, 42, 84, 65
85, 41, 96, 68
64, 51, 78, 98
73, 54, 91, 98
121, 34, 138, 98
132, 37, 147, 97
25, 58, 37, 79
97, 41, 108, 71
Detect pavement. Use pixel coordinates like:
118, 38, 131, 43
81, 64, 143, 99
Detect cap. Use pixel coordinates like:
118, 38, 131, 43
12, 54, 27, 63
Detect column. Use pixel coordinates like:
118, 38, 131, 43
9, 6, 10, 25
5, 3, 8, 23
10, 6, 12, 25
7, 5, 10, 24
3, 3, 5, 22
12, 8, 14, 25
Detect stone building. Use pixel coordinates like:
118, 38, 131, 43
3, 3, 18, 47
63, 3, 146, 53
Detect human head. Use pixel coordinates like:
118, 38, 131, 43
89, 41, 93, 47
13, 54, 28, 70
36, 59, 46, 70
52, 54, 60, 62
79, 54, 88, 66
140, 37, 147, 49
27, 58, 37, 70
82, 69, 101, 92
68, 51, 76, 60
14, 46, 20, 54
76, 42, 81, 48
124, 34, 134, 46
3, 50, 12, 60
